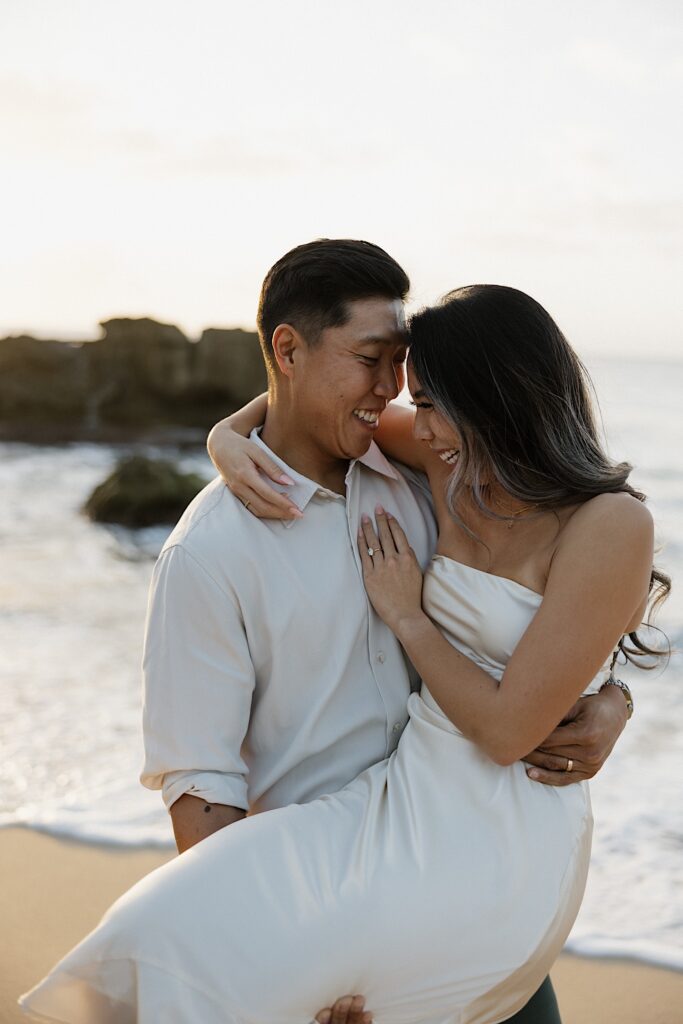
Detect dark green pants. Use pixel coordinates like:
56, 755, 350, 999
504, 977, 561, 1024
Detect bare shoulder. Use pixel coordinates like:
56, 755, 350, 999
568, 491, 652, 531
558, 492, 654, 559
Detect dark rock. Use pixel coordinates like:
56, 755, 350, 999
84, 455, 207, 527
0, 336, 89, 422
0, 317, 267, 442
194, 328, 267, 405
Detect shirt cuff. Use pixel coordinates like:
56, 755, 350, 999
158, 770, 249, 812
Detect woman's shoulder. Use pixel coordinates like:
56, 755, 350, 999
557, 491, 653, 558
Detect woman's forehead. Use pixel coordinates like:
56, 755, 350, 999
406, 362, 422, 394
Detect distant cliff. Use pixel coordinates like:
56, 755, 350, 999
0, 318, 268, 442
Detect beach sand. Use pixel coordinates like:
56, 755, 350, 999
2, 827, 681, 1024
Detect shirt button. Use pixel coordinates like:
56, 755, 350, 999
393, 722, 402, 733
376, 651, 386, 663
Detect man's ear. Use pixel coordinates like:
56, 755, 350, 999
272, 324, 304, 379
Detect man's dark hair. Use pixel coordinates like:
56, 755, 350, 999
256, 239, 410, 373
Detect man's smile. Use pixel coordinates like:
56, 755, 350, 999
352, 408, 382, 429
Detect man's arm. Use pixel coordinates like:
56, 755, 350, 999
170, 794, 246, 853
141, 543, 255, 842
522, 683, 629, 785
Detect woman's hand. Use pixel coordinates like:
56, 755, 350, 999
358, 507, 425, 635
207, 420, 302, 520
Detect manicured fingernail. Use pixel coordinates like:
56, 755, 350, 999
528, 769, 539, 780
318, 1013, 331, 1024
278, 474, 295, 485
361, 514, 370, 524
375, 504, 385, 514
288, 508, 303, 518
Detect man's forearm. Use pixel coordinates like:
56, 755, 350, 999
170, 793, 246, 853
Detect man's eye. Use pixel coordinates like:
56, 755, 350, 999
358, 356, 379, 365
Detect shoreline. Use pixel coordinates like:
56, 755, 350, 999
4, 827, 682, 1023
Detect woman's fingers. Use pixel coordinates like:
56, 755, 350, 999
228, 454, 301, 519
234, 468, 302, 519
208, 428, 299, 519
374, 506, 398, 556
360, 507, 409, 558
385, 511, 410, 554
360, 515, 383, 562
254, 454, 295, 487
238, 489, 302, 520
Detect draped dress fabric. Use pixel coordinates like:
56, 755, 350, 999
20, 555, 604, 1024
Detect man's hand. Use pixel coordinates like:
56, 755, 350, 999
522, 685, 629, 786
316, 994, 372, 1024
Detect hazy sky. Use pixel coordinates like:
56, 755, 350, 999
1, 0, 681, 357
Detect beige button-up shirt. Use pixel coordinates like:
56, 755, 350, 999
141, 431, 437, 814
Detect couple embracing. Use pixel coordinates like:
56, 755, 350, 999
21, 239, 668, 1024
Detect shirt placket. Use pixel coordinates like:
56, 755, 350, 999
345, 465, 409, 757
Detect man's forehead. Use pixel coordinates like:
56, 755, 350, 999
346, 297, 407, 343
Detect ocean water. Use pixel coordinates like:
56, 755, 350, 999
1, 356, 682, 970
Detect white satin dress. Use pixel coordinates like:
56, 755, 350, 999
20, 556, 603, 1024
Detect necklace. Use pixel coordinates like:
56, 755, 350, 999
495, 501, 541, 528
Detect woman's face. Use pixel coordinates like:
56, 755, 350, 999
407, 364, 462, 468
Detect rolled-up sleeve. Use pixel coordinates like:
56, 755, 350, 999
140, 543, 254, 812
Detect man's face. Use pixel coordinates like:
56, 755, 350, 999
291, 297, 408, 462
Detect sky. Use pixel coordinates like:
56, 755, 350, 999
1, 0, 681, 358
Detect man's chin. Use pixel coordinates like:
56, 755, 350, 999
341, 437, 373, 461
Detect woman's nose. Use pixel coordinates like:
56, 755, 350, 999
412, 410, 433, 441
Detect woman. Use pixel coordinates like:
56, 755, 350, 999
20, 286, 667, 1024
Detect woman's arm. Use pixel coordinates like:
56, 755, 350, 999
208, 392, 269, 441
207, 394, 302, 519
373, 403, 427, 472
359, 495, 654, 766
208, 397, 428, 518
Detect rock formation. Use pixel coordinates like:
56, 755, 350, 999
0, 318, 268, 441
84, 455, 207, 527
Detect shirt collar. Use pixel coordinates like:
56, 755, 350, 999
353, 442, 400, 481
249, 431, 400, 528
249, 430, 320, 521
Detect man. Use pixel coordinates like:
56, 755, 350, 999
141, 239, 630, 1024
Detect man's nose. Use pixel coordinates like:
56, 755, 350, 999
374, 363, 401, 401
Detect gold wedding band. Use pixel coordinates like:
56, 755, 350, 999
565, 758, 574, 773
242, 499, 251, 512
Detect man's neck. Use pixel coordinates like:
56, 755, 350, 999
260, 405, 350, 495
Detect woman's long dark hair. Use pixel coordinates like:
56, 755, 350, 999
408, 284, 670, 667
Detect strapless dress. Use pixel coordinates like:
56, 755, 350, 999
20, 555, 605, 1024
